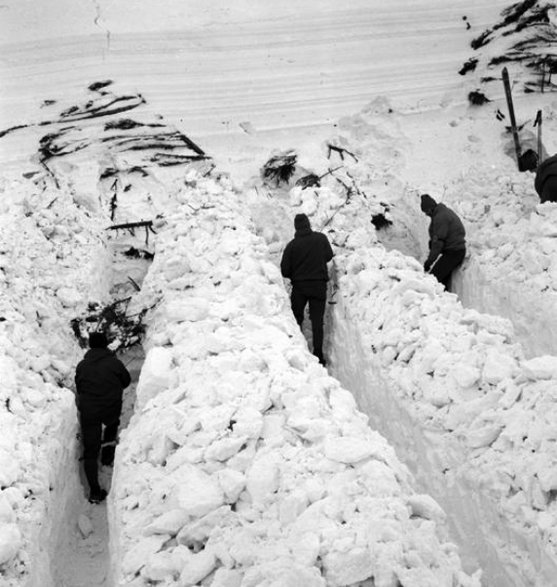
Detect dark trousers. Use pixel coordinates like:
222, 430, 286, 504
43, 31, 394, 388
80, 404, 121, 493
291, 280, 327, 360
431, 248, 466, 291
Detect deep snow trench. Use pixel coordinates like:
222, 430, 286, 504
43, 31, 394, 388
53, 216, 150, 586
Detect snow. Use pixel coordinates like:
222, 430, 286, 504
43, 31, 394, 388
2, 0, 557, 586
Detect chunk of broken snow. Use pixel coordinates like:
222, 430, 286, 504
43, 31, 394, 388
173, 465, 224, 517
452, 364, 480, 388
144, 509, 190, 536
323, 436, 378, 463
0, 524, 21, 564
56, 286, 82, 307
0, 448, 20, 487
165, 298, 210, 322
292, 531, 321, 566
407, 494, 446, 523
0, 492, 15, 523
538, 467, 557, 493
211, 568, 243, 587
246, 455, 280, 503
144, 550, 180, 582
216, 468, 246, 502
466, 424, 504, 449
136, 346, 173, 408
179, 549, 217, 586
521, 356, 557, 380
205, 436, 247, 461
122, 535, 169, 575
323, 547, 373, 586
482, 349, 517, 384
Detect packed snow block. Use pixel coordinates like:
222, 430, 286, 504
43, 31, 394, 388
521, 355, 557, 380
323, 435, 381, 464
136, 345, 173, 409
246, 453, 280, 503
407, 494, 446, 523
322, 547, 374, 586
122, 535, 169, 576
55, 286, 82, 308
165, 297, 210, 322
171, 464, 225, 517
482, 348, 518, 384
0, 524, 22, 565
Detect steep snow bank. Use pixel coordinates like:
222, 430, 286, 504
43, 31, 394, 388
109, 171, 479, 586
0, 171, 112, 585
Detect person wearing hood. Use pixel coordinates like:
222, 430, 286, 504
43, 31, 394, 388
75, 331, 131, 503
420, 194, 466, 292
280, 213, 334, 366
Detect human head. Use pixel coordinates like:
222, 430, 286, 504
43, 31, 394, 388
420, 194, 437, 216
294, 213, 311, 231
89, 332, 108, 349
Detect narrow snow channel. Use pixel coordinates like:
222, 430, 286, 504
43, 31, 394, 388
52, 202, 151, 586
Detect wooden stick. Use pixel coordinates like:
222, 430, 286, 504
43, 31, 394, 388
107, 220, 154, 231
502, 67, 522, 169
534, 109, 543, 167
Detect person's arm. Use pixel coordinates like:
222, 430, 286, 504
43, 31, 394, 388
74, 364, 82, 409
324, 235, 334, 262
280, 243, 292, 278
424, 215, 448, 271
116, 359, 132, 388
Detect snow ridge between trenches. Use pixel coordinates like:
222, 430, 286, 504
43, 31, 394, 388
109, 171, 480, 587
0, 173, 111, 586
329, 244, 557, 587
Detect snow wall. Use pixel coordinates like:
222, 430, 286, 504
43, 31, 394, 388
0, 173, 112, 586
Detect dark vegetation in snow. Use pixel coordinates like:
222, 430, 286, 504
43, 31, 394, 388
461, 0, 557, 95
459, 58, 478, 75
468, 90, 491, 105
71, 298, 148, 351
371, 212, 393, 230
295, 173, 321, 189
262, 150, 297, 185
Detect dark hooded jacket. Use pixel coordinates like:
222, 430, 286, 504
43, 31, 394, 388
280, 221, 334, 283
425, 203, 466, 269
535, 154, 557, 201
75, 348, 131, 415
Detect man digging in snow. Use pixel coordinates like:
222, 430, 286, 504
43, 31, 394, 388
75, 332, 131, 504
420, 194, 466, 292
280, 213, 334, 366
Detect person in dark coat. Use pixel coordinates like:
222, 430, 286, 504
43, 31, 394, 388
75, 332, 131, 503
420, 194, 466, 292
280, 213, 334, 366
534, 154, 557, 203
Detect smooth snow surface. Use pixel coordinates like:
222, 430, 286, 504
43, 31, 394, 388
2, 1, 557, 586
